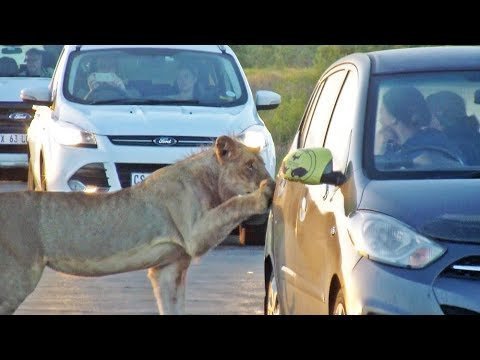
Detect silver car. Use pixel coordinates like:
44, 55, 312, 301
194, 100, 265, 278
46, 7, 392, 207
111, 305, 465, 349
265, 46, 480, 315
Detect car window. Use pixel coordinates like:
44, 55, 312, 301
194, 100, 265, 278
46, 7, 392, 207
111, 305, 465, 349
63, 48, 248, 107
302, 69, 347, 149
0, 45, 62, 78
298, 80, 324, 148
367, 71, 480, 179
324, 70, 358, 172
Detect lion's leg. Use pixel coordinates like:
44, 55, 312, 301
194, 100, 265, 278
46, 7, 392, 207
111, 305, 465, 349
0, 256, 45, 315
188, 179, 275, 256
147, 256, 191, 315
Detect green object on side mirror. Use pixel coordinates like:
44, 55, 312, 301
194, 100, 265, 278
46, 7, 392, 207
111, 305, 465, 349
280, 148, 333, 185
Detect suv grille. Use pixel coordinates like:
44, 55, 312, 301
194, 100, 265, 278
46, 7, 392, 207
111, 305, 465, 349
440, 256, 480, 280
108, 135, 215, 147
115, 163, 170, 188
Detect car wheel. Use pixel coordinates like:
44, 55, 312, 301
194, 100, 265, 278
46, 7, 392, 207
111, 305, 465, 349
331, 288, 346, 315
265, 272, 280, 315
27, 160, 35, 191
239, 222, 267, 246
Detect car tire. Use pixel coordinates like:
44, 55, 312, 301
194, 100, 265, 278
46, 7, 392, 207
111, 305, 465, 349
331, 288, 346, 315
265, 272, 280, 315
238, 222, 267, 246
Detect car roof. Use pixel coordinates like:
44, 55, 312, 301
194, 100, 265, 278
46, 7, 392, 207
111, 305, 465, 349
64, 44, 231, 55
367, 46, 480, 74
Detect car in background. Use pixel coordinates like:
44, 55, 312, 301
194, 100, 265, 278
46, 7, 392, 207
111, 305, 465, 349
0, 45, 62, 179
21, 45, 280, 245
265, 46, 480, 315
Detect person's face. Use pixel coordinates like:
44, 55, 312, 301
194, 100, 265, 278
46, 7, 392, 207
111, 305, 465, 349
25, 54, 42, 75
378, 103, 396, 126
176, 68, 197, 93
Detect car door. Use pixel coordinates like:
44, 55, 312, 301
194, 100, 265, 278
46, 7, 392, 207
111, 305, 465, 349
274, 69, 347, 314
294, 66, 358, 314
271, 80, 324, 314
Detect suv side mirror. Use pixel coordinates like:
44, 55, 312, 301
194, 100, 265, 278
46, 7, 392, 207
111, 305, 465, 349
20, 87, 52, 106
256, 90, 281, 110
279, 147, 346, 186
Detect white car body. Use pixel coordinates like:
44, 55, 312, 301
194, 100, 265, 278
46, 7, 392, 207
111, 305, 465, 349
0, 45, 61, 173
24, 45, 279, 193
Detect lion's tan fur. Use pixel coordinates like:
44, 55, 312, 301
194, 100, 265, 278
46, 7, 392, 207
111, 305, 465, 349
0, 136, 275, 314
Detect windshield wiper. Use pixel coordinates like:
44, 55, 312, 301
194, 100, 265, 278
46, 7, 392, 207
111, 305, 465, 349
88, 98, 200, 105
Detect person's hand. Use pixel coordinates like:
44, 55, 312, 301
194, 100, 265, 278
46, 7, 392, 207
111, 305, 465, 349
375, 125, 400, 155
88, 73, 125, 91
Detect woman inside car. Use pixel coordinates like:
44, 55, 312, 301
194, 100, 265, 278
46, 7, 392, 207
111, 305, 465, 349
377, 86, 464, 168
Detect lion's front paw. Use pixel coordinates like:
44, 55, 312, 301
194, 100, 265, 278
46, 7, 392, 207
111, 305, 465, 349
256, 178, 275, 212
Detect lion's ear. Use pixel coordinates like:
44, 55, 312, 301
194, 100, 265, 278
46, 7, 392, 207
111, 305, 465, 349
215, 136, 238, 164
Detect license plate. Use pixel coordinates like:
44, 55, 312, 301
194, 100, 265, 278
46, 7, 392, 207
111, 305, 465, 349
131, 172, 151, 186
0, 133, 27, 145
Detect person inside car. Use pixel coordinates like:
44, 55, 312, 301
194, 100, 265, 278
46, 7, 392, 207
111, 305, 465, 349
18, 48, 54, 77
172, 64, 200, 100
426, 90, 480, 165
87, 57, 126, 92
378, 86, 463, 167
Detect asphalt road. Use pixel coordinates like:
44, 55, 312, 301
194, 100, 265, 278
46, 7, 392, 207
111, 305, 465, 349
1, 181, 265, 315
15, 245, 265, 315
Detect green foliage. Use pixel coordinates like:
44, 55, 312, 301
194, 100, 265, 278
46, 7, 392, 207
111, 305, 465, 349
246, 67, 320, 170
231, 45, 319, 68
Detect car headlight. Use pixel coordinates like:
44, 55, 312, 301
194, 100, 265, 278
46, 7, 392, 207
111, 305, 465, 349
348, 211, 446, 269
237, 125, 268, 150
52, 122, 97, 148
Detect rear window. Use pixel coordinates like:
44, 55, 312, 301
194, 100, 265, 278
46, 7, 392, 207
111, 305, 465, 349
0, 45, 62, 78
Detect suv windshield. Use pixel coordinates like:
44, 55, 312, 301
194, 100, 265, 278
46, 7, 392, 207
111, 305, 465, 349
367, 71, 480, 180
64, 48, 248, 107
0, 45, 62, 78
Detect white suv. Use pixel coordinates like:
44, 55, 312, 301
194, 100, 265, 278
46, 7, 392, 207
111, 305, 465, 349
21, 45, 280, 244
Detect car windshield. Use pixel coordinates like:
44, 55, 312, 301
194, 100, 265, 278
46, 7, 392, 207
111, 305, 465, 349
0, 45, 62, 78
367, 71, 480, 180
63, 48, 248, 107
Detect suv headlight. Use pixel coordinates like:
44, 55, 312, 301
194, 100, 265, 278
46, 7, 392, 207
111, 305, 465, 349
52, 121, 97, 148
238, 125, 268, 150
348, 211, 446, 269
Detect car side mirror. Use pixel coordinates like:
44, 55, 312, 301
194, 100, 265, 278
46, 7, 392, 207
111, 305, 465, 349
279, 147, 346, 186
255, 90, 281, 110
20, 86, 52, 106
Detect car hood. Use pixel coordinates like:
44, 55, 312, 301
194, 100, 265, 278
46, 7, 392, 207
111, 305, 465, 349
57, 103, 258, 136
359, 179, 480, 243
0, 78, 51, 102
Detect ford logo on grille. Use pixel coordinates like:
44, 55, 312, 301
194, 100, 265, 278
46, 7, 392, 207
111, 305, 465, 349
9, 112, 32, 121
153, 136, 178, 146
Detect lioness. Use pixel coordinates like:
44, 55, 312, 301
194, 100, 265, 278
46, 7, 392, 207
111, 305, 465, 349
0, 136, 275, 315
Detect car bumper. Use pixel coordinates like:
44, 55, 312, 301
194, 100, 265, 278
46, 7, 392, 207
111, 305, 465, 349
348, 242, 480, 315
0, 153, 28, 168
43, 135, 276, 193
